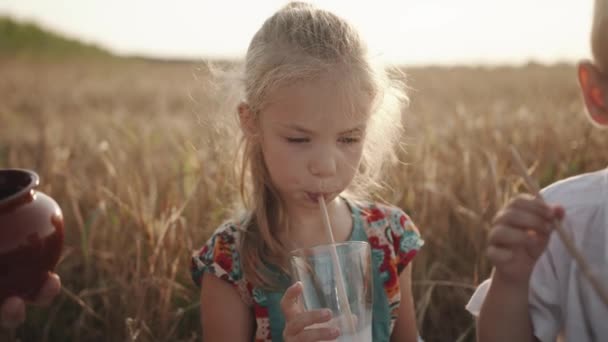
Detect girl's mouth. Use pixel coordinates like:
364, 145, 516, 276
306, 192, 332, 202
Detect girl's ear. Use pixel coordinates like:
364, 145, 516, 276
578, 61, 608, 127
238, 102, 258, 137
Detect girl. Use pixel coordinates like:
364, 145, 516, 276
191, 2, 424, 341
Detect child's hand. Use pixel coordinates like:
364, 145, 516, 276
280, 282, 341, 342
0, 272, 61, 329
487, 194, 564, 285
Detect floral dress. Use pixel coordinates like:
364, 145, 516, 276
191, 197, 424, 341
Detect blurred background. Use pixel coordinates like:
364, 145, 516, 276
0, 1, 604, 341
0, 0, 595, 65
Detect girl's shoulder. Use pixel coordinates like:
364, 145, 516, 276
193, 213, 250, 262
203, 213, 250, 246
190, 212, 253, 301
348, 198, 421, 235
347, 198, 424, 272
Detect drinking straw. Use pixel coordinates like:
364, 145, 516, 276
318, 196, 359, 339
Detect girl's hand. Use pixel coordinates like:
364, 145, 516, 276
280, 282, 341, 342
487, 194, 564, 285
0, 272, 61, 329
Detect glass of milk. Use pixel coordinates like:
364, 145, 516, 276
290, 241, 373, 341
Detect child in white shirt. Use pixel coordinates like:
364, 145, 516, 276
466, 0, 608, 341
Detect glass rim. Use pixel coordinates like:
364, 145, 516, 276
289, 240, 370, 258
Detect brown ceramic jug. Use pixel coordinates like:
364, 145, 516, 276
0, 169, 64, 303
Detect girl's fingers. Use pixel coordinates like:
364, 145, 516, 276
33, 273, 61, 306
280, 282, 304, 320
0, 297, 25, 329
294, 326, 341, 342
284, 309, 332, 336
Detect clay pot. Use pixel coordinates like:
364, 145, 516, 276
0, 169, 64, 302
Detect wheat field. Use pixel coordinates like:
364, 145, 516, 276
1, 57, 607, 342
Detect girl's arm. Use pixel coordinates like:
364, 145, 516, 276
390, 264, 418, 342
200, 273, 254, 341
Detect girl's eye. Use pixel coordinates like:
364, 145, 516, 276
338, 137, 360, 144
286, 137, 309, 143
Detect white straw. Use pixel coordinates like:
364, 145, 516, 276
318, 196, 359, 339
510, 146, 608, 307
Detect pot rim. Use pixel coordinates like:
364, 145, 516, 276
0, 168, 40, 208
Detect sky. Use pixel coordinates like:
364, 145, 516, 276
0, 0, 596, 66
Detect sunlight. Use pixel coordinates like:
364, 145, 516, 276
0, 0, 595, 65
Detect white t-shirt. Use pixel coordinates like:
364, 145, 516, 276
466, 168, 608, 342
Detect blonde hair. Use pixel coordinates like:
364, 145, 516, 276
214, 2, 409, 289
592, 0, 608, 71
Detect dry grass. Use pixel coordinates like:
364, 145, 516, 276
1, 58, 606, 342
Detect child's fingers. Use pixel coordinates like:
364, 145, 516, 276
291, 326, 341, 342
488, 224, 530, 247
280, 282, 304, 320
486, 245, 513, 264
525, 230, 553, 259
0, 297, 25, 329
283, 309, 332, 337
508, 195, 554, 220
551, 205, 565, 221
509, 194, 550, 212
494, 206, 553, 234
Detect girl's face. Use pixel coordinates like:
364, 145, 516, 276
258, 74, 372, 211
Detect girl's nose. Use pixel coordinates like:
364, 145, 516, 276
309, 150, 337, 178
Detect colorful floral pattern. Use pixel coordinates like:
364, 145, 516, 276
361, 203, 424, 323
191, 199, 424, 341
